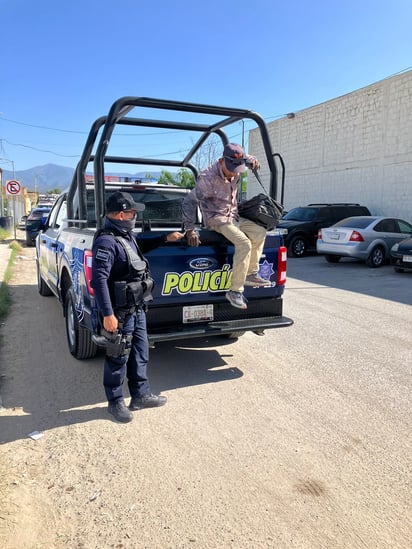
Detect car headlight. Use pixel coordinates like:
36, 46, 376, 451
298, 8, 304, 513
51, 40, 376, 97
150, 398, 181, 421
391, 243, 399, 252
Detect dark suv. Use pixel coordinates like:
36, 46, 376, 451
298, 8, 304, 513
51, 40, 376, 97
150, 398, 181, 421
277, 203, 371, 257
25, 206, 52, 246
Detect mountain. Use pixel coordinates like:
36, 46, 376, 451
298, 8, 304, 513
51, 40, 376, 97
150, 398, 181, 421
0, 164, 163, 193
1, 164, 75, 193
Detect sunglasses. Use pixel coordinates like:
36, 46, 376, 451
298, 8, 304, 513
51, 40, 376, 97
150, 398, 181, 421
123, 210, 137, 218
224, 156, 247, 166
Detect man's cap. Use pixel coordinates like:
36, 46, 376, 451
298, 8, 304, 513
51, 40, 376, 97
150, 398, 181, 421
106, 191, 145, 213
223, 143, 247, 174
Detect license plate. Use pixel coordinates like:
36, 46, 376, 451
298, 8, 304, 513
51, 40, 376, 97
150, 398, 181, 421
183, 304, 214, 324
403, 255, 412, 263
330, 233, 340, 240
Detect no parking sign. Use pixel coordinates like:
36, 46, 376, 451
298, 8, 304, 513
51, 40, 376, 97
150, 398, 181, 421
6, 179, 22, 195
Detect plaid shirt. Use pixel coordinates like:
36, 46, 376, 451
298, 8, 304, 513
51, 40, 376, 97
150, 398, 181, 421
182, 161, 240, 230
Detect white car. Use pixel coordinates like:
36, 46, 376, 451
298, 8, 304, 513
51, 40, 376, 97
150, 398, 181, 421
316, 216, 412, 268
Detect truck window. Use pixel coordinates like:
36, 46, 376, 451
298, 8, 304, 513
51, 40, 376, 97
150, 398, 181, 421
84, 188, 186, 228
54, 200, 68, 229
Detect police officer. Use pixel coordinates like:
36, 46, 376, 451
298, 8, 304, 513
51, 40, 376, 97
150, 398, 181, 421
92, 191, 184, 423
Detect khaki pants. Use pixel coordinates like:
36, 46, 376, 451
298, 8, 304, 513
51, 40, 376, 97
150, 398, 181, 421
211, 218, 267, 292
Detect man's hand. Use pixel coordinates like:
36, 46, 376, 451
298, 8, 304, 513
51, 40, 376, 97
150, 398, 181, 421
185, 229, 201, 247
165, 231, 185, 242
103, 314, 118, 333
247, 156, 261, 170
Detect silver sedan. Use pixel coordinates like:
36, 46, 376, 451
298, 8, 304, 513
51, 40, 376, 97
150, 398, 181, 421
316, 216, 412, 267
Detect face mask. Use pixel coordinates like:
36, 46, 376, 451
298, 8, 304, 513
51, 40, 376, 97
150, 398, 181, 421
110, 218, 135, 233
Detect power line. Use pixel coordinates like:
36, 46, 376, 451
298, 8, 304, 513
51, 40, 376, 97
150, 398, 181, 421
0, 117, 87, 134
2, 139, 80, 158
0, 116, 189, 136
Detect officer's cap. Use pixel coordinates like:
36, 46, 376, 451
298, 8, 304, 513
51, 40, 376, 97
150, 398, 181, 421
106, 191, 145, 213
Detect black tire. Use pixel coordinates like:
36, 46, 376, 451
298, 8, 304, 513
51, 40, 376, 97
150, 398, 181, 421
65, 287, 97, 360
222, 331, 246, 340
325, 254, 341, 263
366, 246, 385, 268
288, 236, 307, 258
37, 262, 53, 296
394, 267, 405, 273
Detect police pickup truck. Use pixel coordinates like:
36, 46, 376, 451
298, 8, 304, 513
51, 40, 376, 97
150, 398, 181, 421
36, 96, 293, 359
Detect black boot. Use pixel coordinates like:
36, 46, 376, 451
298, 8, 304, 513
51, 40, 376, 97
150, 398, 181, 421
108, 400, 133, 422
129, 393, 167, 410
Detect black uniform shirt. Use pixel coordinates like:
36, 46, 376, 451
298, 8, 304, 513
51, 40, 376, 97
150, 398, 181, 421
91, 218, 165, 317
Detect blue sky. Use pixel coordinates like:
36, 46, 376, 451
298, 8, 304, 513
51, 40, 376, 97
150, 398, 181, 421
1, 0, 411, 172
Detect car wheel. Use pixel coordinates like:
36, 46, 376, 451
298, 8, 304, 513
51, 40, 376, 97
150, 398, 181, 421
26, 236, 34, 247
65, 287, 97, 360
366, 246, 385, 268
36, 262, 53, 296
288, 236, 307, 258
325, 254, 341, 263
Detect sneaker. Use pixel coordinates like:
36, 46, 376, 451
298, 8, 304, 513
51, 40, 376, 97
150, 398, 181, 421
244, 273, 271, 287
225, 290, 247, 309
108, 400, 133, 423
129, 393, 167, 410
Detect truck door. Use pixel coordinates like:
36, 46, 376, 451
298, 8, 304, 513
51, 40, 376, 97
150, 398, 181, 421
38, 196, 67, 295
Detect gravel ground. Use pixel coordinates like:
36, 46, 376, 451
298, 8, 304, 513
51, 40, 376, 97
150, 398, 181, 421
0, 247, 411, 549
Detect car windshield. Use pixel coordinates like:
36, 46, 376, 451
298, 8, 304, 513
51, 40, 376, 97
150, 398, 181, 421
282, 207, 317, 221
28, 209, 51, 220
333, 217, 374, 229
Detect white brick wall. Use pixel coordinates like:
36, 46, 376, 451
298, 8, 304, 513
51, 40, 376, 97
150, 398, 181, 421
248, 70, 412, 221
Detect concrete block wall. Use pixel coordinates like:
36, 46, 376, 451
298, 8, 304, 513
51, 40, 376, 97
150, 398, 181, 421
248, 70, 412, 221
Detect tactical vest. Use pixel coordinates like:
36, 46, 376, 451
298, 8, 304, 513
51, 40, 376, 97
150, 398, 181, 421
113, 236, 154, 308
94, 229, 155, 309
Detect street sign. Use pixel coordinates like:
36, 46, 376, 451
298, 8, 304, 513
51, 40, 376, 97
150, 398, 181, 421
6, 179, 22, 195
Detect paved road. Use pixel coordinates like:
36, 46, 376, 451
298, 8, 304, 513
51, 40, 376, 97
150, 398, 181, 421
0, 249, 411, 548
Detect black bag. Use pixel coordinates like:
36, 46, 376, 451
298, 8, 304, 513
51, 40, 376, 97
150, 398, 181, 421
238, 193, 283, 230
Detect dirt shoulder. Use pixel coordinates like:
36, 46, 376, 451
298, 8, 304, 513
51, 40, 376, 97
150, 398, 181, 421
0, 246, 56, 548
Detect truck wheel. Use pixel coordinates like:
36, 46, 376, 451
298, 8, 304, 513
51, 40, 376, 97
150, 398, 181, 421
65, 287, 98, 360
325, 254, 341, 263
223, 331, 246, 340
366, 246, 384, 268
288, 236, 307, 258
36, 262, 53, 296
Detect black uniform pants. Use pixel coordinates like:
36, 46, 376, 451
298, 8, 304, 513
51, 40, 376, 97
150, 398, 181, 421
103, 309, 150, 403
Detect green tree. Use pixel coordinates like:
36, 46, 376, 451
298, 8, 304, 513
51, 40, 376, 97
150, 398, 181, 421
157, 170, 176, 186
176, 169, 195, 189
157, 169, 195, 188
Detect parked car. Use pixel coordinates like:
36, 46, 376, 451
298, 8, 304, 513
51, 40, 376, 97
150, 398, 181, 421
277, 203, 371, 257
390, 237, 412, 273
18, 215, 28, 229
317, 216, 412, 267
25, 206, 52, 246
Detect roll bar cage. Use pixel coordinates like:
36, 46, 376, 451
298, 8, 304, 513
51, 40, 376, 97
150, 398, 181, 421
67, 96, 281, 230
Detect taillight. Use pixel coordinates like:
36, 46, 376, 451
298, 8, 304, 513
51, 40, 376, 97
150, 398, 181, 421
349, 230, 364, 242
277, 246, 287, 285
318, 229, 322, 239
84, 250, 94, 296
